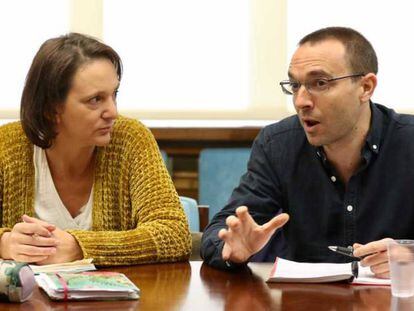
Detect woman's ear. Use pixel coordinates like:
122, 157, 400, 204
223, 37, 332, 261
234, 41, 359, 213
54, 103, 65, 124
359, 73, 377, 103
55, 113, 61, 124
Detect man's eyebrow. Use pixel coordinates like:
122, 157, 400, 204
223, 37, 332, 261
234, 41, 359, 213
307, 70, 330, 77
287, 70, 330, 80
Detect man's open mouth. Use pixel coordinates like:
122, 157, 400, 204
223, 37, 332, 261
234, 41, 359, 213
304, 120, 320, 127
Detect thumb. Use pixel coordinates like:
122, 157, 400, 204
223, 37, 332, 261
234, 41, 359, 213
353, 243, 363, 249
262, 213, 289, 234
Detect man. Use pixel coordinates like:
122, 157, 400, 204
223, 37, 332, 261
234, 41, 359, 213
201, 27, 414, 278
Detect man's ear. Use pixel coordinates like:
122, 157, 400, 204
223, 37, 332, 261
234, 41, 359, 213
359, 73, 377, 103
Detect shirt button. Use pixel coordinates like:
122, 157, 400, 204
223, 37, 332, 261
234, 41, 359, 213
331, 176, 336, 182
372, 144, 378, 150
347, 205, 353, 212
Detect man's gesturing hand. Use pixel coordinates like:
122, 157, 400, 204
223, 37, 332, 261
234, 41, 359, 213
218, 206, 289, 263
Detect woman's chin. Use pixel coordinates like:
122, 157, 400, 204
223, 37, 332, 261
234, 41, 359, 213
94, 135, 112, 147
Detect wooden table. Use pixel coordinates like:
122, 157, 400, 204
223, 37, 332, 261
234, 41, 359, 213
2, 261, 411, 310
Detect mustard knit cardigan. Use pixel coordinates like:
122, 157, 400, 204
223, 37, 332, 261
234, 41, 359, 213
0, 117, 191, 265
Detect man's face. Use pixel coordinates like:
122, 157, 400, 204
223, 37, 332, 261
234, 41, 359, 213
289, 39, 365, 148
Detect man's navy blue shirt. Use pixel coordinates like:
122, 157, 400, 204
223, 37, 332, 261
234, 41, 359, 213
201, 103, 414, 270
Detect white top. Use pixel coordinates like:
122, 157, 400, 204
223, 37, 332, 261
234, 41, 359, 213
33, 146, 93, 230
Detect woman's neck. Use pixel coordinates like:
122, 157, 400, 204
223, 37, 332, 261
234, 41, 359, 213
45, 140, 96, 178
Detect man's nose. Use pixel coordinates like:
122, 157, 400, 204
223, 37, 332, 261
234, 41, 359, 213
293, 85, 314, 111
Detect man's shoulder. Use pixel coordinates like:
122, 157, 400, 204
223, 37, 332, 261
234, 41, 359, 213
392, 112, 414, 128
260, 115, 304, 143
375, 103, 414, 125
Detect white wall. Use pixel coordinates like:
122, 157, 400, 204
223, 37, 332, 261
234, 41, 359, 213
1, 0, 412, 121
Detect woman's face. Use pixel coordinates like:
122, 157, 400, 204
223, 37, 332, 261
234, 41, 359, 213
55, 58, 119, 148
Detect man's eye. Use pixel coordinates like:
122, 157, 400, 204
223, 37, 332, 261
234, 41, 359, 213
314, 79, 329, 89
290, 82, 300, 91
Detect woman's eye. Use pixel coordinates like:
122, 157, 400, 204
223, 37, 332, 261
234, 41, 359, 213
113, 90, 119, 99
89, 96, 101, 104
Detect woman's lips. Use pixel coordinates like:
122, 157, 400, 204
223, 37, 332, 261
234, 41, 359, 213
98, 126, 112, 134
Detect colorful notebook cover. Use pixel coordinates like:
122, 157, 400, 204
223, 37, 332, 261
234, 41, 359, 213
36, 271, 140, 300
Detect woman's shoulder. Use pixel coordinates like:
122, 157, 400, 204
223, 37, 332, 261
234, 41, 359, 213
0, 121, 28, 146
114, 115, 147, 131
111, 116, 153, 142
0, 121, 24, 135
0, 121, 31, 161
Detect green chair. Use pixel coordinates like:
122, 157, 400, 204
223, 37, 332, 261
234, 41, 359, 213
199, 148, 251, 221
179, 196, 200, 232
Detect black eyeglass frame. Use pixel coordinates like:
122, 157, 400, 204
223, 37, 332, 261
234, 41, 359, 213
279, 73, 365, 95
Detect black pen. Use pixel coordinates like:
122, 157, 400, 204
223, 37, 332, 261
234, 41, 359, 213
328, 246, 368, 261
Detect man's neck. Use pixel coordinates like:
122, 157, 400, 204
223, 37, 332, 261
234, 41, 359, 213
323, 104, 371, 184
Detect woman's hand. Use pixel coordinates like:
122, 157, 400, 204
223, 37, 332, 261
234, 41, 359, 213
0, 215, 58, 263
21, 215, 84, 265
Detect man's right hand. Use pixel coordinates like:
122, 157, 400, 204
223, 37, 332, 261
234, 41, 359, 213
0, 215, 58, 263
218, 206, 289, 263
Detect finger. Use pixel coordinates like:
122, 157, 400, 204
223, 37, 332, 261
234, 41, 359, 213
235, 206, 250, 221
353, 243, 363, 249
360, 251, 388, 267
373, 271, 390, 279
225, 216, 241, 232
218, 228, 230, 241
369, 261, 389, 275
14, 255, 49, 263
236, 206, 264, 230
222, 243, 232, 260
21, 215, 56, 232
20, 234, 59, 247
17, 244, 57, 257
262, 213, 289, 234
353, 238, 393, 257
14, 222, 53, 237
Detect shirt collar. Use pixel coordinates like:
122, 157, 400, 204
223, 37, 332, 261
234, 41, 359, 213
364, 101, 383, 155
315, 101, 384, 161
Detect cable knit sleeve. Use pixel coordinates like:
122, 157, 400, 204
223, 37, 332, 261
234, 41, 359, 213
0, 145, 7, 238
68, 117, 191, 265
0, 128, 12, 241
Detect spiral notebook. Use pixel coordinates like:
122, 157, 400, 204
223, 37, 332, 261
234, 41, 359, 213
268, 257, 390, 285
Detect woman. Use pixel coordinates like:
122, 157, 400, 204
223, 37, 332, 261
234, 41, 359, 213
0, 33, 191, 265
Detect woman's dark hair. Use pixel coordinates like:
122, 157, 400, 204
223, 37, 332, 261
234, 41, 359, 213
299, 26, 378, 76
20, 32, 122, 148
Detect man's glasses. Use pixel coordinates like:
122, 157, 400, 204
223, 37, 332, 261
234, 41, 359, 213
279, 73, 365, 95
